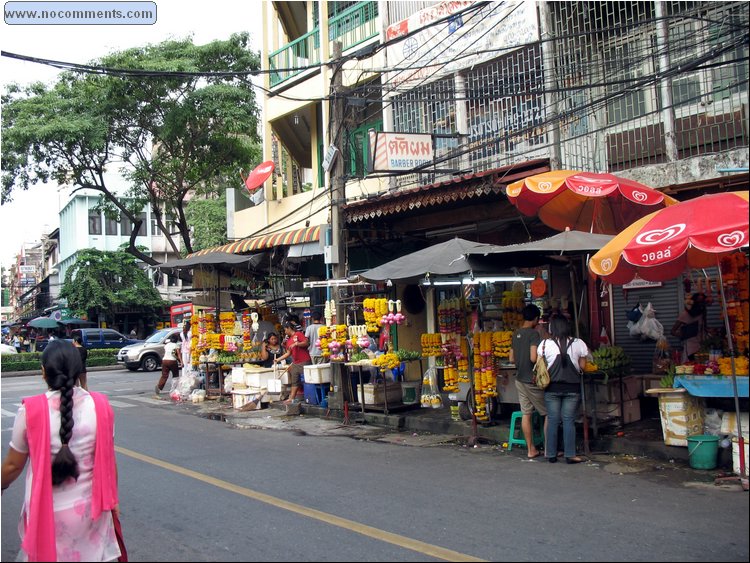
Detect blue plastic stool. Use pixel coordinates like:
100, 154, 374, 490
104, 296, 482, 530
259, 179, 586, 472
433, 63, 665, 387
507, 411, 544, 451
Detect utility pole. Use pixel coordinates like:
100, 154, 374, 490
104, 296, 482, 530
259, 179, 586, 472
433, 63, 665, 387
329, 41, 347, 322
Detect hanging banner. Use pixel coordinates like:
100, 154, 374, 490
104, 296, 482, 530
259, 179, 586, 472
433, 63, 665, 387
385, 1, 539, 91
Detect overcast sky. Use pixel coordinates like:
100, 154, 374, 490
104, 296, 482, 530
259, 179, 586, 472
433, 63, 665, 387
0, 0, 263, 270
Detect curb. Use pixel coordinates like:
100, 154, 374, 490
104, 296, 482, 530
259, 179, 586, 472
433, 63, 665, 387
0, 365, 122, 378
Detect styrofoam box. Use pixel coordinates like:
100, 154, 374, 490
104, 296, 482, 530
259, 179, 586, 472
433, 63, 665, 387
231, 367, 246, 385
232, 389, 263, 410
244, 368, 275, 388
303, 363, 331, 384
721, 412, 749, 436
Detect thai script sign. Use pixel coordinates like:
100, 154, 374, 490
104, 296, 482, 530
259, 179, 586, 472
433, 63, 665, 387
385, 1, 538, 90
368, 131, 434, 172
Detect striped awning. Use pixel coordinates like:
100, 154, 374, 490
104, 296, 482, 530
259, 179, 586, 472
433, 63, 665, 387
189, 225, 322, 257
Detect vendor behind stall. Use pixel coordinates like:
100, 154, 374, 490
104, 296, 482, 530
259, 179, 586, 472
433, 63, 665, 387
671, 292, 708, 361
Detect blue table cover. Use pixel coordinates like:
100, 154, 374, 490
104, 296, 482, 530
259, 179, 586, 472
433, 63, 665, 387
674, 375, 749, 398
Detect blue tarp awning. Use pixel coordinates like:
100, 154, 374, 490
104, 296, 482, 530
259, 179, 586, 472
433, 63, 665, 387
674, 375, 749, 398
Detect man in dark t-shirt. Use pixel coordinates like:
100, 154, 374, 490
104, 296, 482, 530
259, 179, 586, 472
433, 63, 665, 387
509, 304, 547, 458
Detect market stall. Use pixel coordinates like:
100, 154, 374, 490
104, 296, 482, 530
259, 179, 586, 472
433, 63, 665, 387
590, 191, 749, 481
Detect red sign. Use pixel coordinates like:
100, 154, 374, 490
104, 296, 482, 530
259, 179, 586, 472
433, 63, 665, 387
244, 161, 274, 193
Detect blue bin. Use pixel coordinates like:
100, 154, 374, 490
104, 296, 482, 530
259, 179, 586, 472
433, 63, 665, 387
303, 383, 328, 405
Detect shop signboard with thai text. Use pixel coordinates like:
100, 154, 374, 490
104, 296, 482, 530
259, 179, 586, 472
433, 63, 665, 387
384, 1, 538, 91
368, 131, 434, 172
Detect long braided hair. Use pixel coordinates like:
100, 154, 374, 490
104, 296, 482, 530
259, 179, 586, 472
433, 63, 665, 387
41, 339, 82, 485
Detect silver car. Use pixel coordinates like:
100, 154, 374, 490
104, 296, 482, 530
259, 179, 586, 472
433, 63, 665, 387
117, 328, 181, 371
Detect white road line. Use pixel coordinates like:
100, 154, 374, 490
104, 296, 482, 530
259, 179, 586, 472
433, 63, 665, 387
2, 408, 17, 417
107, 400, 136, 408
118, 394, 165, 405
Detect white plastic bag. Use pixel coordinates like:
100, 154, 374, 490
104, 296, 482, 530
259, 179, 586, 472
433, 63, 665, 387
631, 302, 664, 341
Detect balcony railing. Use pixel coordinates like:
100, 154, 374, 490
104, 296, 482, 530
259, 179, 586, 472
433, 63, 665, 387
269, 1, 379, 88
269, 29, 320, 88
328, 1, 379, 50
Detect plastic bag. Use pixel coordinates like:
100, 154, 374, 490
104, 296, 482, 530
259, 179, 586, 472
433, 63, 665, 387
631, 303, 664, 341
652, 337, 671, 374
703, 408, 723, 436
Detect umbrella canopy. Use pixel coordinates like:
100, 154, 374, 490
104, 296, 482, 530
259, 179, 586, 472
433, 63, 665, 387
589, 192, 749, 284
589, 191, 749, 479
158, 251, 263, 270
506, 170, 679, 234
28, 317, 60, 329
359, 238, 499, 282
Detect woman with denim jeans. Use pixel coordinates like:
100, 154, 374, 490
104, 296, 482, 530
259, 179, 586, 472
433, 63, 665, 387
541, 316, 589, 464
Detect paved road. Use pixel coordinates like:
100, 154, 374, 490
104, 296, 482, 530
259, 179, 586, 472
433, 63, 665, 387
2, 369, 748, 561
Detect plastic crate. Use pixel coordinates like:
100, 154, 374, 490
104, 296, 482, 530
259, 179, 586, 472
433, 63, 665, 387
303, 382, 329, 405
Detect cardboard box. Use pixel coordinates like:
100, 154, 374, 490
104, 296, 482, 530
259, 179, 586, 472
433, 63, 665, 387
594, 375, 640, 404
597, 398, 641, 425
357, 382, 403, 405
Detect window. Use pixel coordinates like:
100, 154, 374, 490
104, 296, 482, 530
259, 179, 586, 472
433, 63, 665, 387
105, 216, 118, 236
349, 120, 383, 177
121, 213, 147, 237
151, 214, 173, 237
88, 210, 102, 235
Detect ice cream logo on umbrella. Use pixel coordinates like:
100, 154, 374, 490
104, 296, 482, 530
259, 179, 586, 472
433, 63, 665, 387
631, 190, 648, 202
635, 223, 686, 245
600, 258, 613, 272
717, 230, 746, 247
538, 181, 555, 192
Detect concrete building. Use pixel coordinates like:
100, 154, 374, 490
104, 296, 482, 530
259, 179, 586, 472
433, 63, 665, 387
57, 190, 185, 303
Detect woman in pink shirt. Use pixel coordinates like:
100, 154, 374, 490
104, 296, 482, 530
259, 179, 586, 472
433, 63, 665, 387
1, 340, 121, 562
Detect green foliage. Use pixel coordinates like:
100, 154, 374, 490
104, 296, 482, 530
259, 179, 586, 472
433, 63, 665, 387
185, 194, 227, 251
2, 33, 262, 258
59, 248, 166, 321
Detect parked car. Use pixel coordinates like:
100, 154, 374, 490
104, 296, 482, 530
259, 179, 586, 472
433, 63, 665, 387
117, 327, 181, 371
68, 328, 141, 350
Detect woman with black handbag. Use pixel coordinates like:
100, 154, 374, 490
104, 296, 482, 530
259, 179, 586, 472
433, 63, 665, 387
541, 316, 589, 465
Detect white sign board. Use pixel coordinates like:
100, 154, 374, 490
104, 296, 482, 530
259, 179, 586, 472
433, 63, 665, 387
385, 1, 539, 91
368, 131, 433, 172
623, 278, 663, 289
322, 145, 339, 173
19, 265, 36, 274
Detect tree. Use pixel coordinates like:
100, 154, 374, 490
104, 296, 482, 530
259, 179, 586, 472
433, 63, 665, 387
2, 33, 262, 264
185, 193, 228, 251
59, 248, 166, 325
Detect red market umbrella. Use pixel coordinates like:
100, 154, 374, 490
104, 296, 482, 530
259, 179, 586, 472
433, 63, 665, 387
589, 191, 749, 480
506, 170, 679, 234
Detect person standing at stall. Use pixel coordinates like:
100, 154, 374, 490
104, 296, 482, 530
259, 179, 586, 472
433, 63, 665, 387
274, 321, 311, 404
180, 321, 192, 377
155, 333, 182, 396
304, 310, 325, 364
671, 292, 707, 361
259, 332, 284, 368
509, 304, 547, 459
542, 316, 589, 464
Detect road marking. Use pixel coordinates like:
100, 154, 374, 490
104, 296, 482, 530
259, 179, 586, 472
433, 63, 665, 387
107, 400, 136, 408
117, 394, 165, 405
2, 408, 17, 417
115, 446, 486, 562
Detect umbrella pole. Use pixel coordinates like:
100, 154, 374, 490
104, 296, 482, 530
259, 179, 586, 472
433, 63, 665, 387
716, 259, 746, 481
571, 268, 591, 455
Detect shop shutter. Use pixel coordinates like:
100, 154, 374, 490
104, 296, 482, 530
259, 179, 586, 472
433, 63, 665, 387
611, 269, 724, 374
